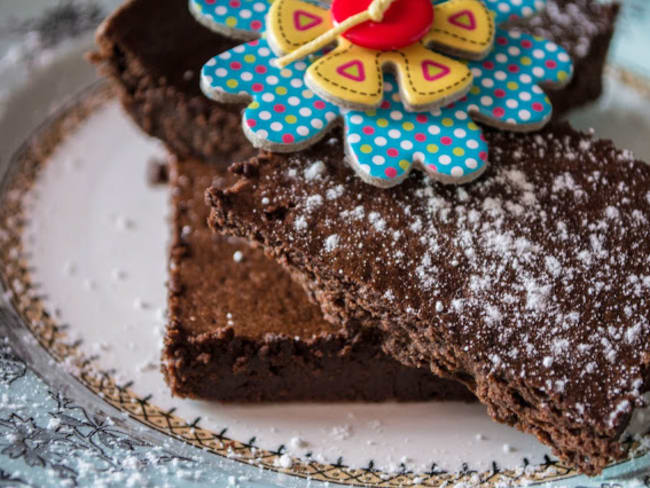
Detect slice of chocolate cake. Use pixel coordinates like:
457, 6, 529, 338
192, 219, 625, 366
91, 0, 619, 165
206, 124, 650, 473
164, 155, 475, 402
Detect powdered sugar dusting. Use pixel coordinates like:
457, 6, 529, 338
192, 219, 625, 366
235, 126, 650, 435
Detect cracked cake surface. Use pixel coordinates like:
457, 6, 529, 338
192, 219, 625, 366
206, 123, 650, 473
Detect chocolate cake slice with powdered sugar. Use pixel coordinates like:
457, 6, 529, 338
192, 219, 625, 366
164, 156, 475, 402
90, 0, 619, 164
206, 123, 650, 474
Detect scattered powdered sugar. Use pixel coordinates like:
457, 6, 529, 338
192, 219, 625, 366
276, 453, 293, 469
253, 127, 650, 429
304, 160, 326, 181
323, 234, 339, 252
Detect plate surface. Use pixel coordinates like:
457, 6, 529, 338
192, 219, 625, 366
0, 2, 650, 487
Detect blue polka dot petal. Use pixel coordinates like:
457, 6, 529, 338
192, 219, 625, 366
189, 0, 270, 40
196, 0, 575, 188
483, 0, 547, 25
344, 75, 489, 187
201, 38, 339, 151
464, 29, 573, 131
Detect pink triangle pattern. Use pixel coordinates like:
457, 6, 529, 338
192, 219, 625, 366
293, 10, 323, 31
421, 60, 451, 82
448, 10, 476, 31
336, 60, 366, 82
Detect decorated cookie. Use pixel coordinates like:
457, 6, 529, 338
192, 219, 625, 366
191, 0, 572, 187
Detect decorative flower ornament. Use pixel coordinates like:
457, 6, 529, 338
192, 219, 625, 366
191, 0, 572, 187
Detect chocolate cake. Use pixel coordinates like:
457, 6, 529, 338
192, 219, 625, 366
206, 124, 650, 473
164, 155, 475, 402
91, 0, 619, 165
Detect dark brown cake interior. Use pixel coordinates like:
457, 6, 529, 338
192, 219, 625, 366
164, 156, 475, 402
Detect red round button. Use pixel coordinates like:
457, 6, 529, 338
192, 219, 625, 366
330, 0, 434, 51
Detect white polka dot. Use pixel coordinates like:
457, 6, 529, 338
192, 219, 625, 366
546, 42, 558, 52
455, 110, 468, 120
290, 78, 303, 88
311, 119, 323, 129
287, 96, 300, 106
495, 71, 507, 81
498, 3, 510, 12
348, 134, 361, 143
533, 49, 545, 59
532, 85, 543, 94
401, 140, 413, 150
258, 47, 271, 57
206, 58, 216, 67
259, 111, 271, 120
558, 52, 570, 62
253, 2, 266, 11
215, 68, 227, 77
519, 74, 532, 84
471, 67, 482, 77
297, 126, 309, 136
466, 158, 478, 169
518, 109, 531, 121
532, 67, 545, 77
388, 129, 401, 138
390, 111, 403, 121
481, 96, 494, 106
496, 53, 507, 63
299, 107, 312, 117
428, 125, 441, 135
256, 129, 268, 139
295, 61, 307, 71
413, 151, 424, 162
239, 9, 252, 18
383, 82, 394, 93
467, 139, 479, 149
374, 136, 387, 146
215, 6, 227, 15
506, 99, 518, 109
439, 155, 451, 165
350, 115, 363, 124
325, 111, 336, 121
261, 93, 275, 102
454, 128, 466, 138
522, 6, 533, 16
519, 91, 531, 101
508, 46, 521, 56
509, 30, 521, 39
241, 72, 253, 81
360, 164, 371, 174
372, 155, 385, 165
482, 78, 495, 88
270, 122, 283, 131
203, 75, 213, 84
451, 166, 464, 177
233, 45, 245, 53
266, 75, 279, 85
